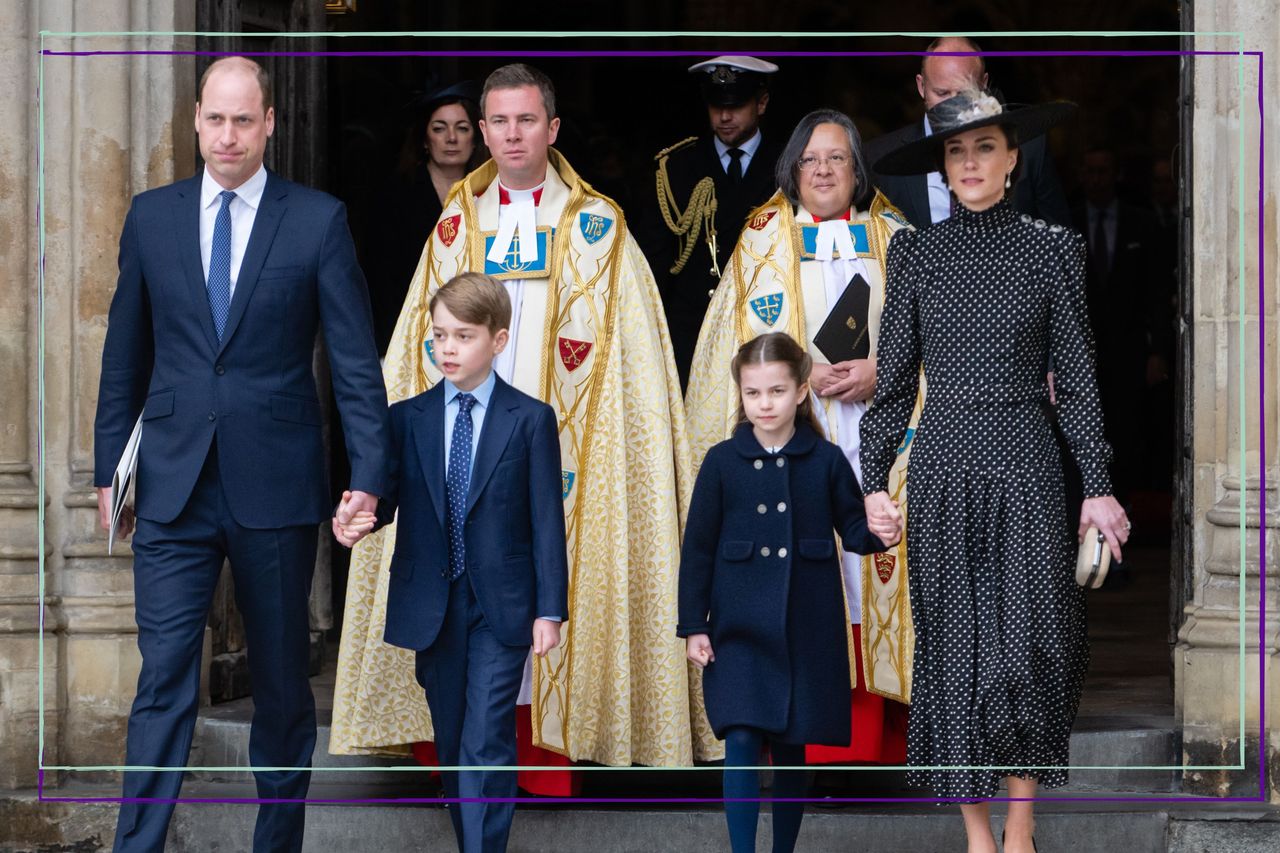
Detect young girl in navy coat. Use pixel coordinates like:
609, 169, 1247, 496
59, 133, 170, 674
678, 332, 903, 853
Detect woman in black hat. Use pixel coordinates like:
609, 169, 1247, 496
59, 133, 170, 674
366, 81, 485, 354
860, 91, 1131, 853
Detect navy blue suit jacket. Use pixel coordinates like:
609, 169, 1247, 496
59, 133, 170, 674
93, 170, 390, 528
380, 377, 570, 651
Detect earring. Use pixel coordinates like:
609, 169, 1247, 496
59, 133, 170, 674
1005, 172, 1012, 189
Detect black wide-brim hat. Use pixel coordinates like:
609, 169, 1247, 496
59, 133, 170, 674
874, 90, 1076, 176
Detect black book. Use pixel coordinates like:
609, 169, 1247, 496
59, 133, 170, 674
813, 273, 872, 363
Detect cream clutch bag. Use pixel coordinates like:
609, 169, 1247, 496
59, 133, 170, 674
1075, 526, 1111, 589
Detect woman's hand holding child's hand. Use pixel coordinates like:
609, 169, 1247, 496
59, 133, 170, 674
686, 634, 715, 668
864, 490, 904, 549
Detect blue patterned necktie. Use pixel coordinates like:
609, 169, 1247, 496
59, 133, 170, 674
445, 392, 477, 580
208, 190, 236, 340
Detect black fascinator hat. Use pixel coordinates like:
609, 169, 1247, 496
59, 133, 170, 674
874, 89, 1076, 176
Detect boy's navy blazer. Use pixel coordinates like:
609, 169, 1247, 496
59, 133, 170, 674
380, 376, 570, 651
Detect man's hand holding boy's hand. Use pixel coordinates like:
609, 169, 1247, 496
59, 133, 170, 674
332, 490, 377, 548
532, 618, 561, 657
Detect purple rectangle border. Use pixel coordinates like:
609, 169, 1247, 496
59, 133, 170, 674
35, 44, 1268, 808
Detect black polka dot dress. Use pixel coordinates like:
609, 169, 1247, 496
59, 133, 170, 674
859, 198, 1113, 800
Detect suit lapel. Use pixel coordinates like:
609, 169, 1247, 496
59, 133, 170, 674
217, 170, 287, 356
465, 379, 517, 516
412, 386, 448, 532
173, 175, 219, 355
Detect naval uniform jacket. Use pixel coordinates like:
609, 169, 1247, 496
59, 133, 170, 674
640, 134, 784, 387
677, 421, 886, 744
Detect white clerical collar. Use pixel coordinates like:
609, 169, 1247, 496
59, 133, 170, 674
487, 178, 545, 266
814, 218, 857, 262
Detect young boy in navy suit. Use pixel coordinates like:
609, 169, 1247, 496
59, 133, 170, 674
335, 272, 568, 853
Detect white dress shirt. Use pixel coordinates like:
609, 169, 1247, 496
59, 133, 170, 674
922, 116, 952, 225
714, 129, 763, 176
199, 164, 268, 299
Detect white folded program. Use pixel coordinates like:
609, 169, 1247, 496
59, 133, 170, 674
108, 414, 143, 555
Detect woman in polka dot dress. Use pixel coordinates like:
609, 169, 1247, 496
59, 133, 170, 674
861, 92, 1132, 853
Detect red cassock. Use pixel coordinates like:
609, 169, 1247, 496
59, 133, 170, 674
805, 625, 908, 765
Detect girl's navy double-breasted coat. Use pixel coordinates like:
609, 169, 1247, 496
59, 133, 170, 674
677, 421, 886, 745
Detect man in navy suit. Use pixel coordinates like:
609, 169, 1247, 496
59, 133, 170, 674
336, 272, 568, 853
93, 57, 390, 852
867, 36, 1071, 228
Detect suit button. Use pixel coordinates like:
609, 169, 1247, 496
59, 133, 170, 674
777, 502, 787, 513
753, 459, 763, 470
760, 546, 771, 557
208, 411, 216, 421
776, 457, 785, 468
215, 364, 225, 375
778, 547, 788, 558
707, 289, 715, 298
757, 504, 767, 514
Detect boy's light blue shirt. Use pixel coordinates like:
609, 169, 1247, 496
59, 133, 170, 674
442, 370, 497, 480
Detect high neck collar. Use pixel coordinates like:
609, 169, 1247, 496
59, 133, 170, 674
950, 197, 1019, 231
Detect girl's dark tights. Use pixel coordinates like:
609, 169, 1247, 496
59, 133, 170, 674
723, 726, 808, 853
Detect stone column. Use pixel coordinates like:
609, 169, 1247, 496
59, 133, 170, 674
0, 0, 54, 791
1176, 11, 1279, 801
30, 2, 195, 782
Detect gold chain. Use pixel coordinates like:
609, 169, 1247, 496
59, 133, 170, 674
654, 139, 720, 277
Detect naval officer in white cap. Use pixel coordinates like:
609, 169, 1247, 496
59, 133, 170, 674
642, 55, 783, 388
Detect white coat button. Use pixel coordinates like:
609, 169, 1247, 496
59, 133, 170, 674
779, 547, 788, 558
754, 459, 763, 469
757, 504, 767, 514
777, 502, 787, 512
776, 457, 785, 467
760, 546, 771, 557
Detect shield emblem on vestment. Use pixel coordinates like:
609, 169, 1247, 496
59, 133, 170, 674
749, 293, 784, 327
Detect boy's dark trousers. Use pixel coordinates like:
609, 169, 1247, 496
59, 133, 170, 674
415, 573, 528, 853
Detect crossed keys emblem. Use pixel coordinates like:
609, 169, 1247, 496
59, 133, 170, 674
557, 336, 593, 372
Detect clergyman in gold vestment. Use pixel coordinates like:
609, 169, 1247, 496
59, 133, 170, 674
332, 63, 718, 768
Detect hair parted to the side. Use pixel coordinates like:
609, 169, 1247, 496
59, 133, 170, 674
481, 63, 557, 120
198, 56, 274, 113
429, 272, 513, 335
730, 332, 826, 438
